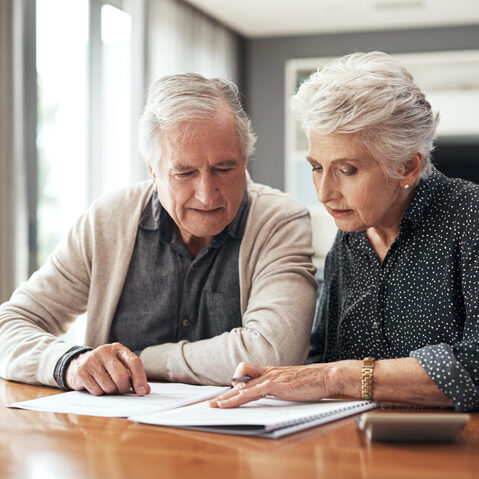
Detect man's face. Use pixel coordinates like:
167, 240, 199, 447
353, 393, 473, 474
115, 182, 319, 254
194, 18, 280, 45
150, 108, 247, 253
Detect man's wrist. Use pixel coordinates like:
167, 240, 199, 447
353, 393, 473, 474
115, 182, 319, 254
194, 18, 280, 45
54, 346, 93, 390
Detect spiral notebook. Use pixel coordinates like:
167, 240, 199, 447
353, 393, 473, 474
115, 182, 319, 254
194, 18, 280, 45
130, 397, 378, 439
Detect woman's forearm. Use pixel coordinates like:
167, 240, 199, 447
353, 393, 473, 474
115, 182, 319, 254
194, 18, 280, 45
211, 358, 454, 409
330, 357, 453, 407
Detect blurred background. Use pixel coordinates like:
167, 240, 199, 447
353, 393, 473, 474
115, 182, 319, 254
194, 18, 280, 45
1, 0, 479, 305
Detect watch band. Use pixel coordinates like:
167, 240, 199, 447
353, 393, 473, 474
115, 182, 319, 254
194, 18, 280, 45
361, 357, 375, 401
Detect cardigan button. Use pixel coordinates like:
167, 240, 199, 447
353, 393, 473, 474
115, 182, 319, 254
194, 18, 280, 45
182, 319, 190, 327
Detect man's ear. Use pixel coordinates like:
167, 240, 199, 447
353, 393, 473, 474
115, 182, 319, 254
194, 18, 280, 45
148, 164, 158, 192
401, 153, 423, 188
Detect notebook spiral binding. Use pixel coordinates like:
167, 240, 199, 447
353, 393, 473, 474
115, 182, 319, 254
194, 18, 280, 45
272, 401, 374, 431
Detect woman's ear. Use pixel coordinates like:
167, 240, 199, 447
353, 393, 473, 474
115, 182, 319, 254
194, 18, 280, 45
401, 153, 423, 188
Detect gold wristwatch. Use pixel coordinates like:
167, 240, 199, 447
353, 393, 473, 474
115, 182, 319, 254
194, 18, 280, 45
361, 357, 375, 401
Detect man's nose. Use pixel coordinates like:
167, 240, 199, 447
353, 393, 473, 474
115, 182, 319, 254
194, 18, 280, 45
195, 174, 219, 205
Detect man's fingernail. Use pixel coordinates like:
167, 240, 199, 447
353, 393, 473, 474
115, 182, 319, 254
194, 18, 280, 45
138, 386, 146, 395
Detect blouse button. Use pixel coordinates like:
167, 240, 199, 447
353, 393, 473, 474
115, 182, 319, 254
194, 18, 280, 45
372, 321, 378, 329
182, 319, 190, 327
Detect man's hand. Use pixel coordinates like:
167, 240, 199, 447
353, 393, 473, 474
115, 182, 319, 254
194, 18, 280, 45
209, 361, 331, 408
65, 343, 151, 396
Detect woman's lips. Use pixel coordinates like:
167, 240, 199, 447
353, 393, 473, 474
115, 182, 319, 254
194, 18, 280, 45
328, 208, 353, 218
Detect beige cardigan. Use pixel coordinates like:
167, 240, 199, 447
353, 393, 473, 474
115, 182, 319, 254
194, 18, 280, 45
0, 178, 317, 386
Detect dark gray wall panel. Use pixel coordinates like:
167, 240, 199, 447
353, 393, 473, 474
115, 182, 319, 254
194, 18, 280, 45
245, 25, 479, 189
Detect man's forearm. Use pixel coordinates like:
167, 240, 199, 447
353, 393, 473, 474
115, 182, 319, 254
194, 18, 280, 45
140, 326, 306, 386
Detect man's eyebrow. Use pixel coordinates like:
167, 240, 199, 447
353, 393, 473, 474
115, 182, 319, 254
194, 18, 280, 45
168, 165, 195, 174
214, 159, 239, 167
169, 159, 239, 174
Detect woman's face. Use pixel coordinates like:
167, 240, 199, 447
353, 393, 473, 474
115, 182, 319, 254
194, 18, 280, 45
307, 132, 404, 232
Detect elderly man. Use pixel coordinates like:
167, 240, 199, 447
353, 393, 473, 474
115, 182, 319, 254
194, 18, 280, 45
0, 74, 316, 396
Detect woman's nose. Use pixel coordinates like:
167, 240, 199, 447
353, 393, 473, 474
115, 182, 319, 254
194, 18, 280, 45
315, 175, 337, 204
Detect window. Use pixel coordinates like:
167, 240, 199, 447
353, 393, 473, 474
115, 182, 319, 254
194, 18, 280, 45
36, 0, 89, 267
89, 2, 135, 201
36, 0, 143, 343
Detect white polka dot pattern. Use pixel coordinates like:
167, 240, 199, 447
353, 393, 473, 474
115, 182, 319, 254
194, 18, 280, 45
308, 168, 479, 412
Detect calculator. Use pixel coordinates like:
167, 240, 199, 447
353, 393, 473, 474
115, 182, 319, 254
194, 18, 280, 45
357, 412, 470, 442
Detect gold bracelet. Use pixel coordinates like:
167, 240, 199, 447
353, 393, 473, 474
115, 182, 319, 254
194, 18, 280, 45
361, 357, 375, 401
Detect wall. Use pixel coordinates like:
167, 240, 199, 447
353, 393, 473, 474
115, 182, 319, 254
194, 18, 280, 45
245, 25, 479, 189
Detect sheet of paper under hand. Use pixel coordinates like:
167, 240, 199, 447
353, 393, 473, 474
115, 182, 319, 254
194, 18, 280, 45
9, 383, 229, 417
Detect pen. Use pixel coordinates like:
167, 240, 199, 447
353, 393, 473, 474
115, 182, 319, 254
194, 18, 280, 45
232, 376, 253, 382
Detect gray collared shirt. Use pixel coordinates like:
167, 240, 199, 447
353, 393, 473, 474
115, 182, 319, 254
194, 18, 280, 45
54, 190, 249, 389
108, 189, 249, 352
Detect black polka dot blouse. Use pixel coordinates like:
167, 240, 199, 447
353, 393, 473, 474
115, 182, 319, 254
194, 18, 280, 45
308, 167, 479, 412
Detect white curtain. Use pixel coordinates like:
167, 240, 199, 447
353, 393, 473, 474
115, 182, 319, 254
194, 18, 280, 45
146, 0, 241, 87
0, 0, 36, 302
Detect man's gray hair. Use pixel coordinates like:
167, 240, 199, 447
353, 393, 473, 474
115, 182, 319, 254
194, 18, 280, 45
291, 51, 440, 180
139, 73, 256, 168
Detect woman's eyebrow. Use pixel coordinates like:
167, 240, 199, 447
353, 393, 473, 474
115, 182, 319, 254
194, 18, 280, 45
306, 156, 361, 164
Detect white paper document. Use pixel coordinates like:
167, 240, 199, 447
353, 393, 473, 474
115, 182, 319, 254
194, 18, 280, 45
9, 382, 229, 417
131, 397, 378, 439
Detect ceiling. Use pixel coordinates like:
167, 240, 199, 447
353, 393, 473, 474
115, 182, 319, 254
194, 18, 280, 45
183, 0, 479, 38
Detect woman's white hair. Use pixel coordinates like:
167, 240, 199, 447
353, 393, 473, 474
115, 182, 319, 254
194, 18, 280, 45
291, 51, 440, 180
139, 73, 256, 169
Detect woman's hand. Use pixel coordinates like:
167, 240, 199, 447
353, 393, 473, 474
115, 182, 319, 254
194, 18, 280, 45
210, 358, 454, 409
209, 361, 333, 408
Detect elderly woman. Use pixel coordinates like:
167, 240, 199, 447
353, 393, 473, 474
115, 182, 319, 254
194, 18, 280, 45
211, 51, 479, 412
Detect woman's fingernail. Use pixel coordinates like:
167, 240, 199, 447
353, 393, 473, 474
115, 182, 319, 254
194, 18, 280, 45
137, 386, 146, 395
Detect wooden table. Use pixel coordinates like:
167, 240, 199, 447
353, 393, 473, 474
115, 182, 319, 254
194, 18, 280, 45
1, 379, 478, 479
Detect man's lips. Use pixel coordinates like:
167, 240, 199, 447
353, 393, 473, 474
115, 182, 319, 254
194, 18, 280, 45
189, 207, 224, 214
327, 207, 353, 218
